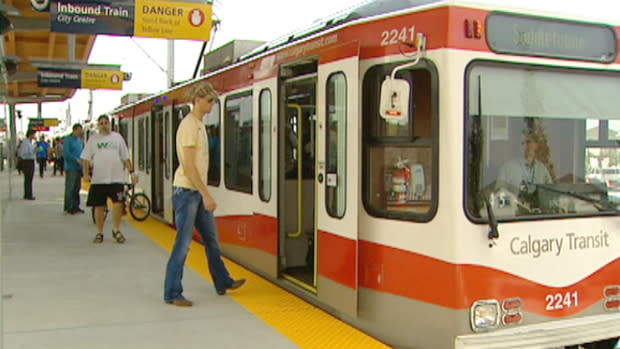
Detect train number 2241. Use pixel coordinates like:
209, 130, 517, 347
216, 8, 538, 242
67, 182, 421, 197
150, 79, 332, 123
380, 25, 416, 46
545, 291, 579, 311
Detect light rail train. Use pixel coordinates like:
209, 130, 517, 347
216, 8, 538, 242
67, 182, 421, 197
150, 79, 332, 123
104, 0, 620, 347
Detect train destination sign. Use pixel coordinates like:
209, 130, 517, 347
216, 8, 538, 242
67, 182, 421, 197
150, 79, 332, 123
50, 0, 213, 41
37, 68, 123, 90
486, 12, 618, 63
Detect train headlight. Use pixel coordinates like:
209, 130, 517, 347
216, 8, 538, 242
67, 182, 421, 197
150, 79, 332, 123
470, 300, 500, 332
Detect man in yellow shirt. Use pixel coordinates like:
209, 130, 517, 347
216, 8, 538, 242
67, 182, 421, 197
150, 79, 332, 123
164, 82, 245, 307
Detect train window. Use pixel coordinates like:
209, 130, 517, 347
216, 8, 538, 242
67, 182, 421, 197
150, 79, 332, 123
204, 100, 221, 186
224, 92, 253, 194
259, 89, 272, 202
326, 72, 346, 218
163, 111, 170, 180
138, 118, 145, 171
362, 60, 438, 221
465, 61, 620, 222
146, 117, 151, 174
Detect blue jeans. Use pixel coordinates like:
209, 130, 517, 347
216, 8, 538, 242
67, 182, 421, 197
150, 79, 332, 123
164, 189, 234, 302
64, 170, 81, 212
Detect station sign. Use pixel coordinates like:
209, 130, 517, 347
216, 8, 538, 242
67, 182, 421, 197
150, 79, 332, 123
28, 118, 59, 131
37, 68, 123, 90
486, 12, 618, 63
49, 0, 213, 41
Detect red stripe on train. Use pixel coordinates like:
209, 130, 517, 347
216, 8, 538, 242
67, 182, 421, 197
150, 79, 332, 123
211, 213, 620, 317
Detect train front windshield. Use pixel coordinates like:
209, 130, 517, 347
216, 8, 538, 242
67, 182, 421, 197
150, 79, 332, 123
465, 61, 620, 221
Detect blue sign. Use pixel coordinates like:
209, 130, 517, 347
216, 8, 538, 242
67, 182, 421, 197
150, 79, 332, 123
37, 68, 81, 88
50, 0, 134, 36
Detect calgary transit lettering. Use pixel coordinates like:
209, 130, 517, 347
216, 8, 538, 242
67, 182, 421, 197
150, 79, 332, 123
510, 231, 610, 258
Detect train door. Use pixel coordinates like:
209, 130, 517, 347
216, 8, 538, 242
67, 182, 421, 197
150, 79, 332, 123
254, 78, 278, 278
151, 104, 164, 217
316, 42, 359, 317
278, 58, 318, 292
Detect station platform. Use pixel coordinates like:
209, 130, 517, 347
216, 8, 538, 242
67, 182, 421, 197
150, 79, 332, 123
0, 170, 392, 349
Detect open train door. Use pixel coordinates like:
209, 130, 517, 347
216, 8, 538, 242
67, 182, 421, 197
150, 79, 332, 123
316, 41, 359, 317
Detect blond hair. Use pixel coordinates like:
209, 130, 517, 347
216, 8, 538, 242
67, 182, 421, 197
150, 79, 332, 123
185, 81, 218, 104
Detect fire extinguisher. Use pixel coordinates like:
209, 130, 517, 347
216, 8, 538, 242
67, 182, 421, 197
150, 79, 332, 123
391, 158, 411, 204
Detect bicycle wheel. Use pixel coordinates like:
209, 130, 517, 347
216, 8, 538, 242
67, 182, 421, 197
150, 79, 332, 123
129, 193, 151, 221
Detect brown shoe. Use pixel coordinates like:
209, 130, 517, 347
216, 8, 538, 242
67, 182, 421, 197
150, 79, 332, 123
166, 298, 193, 307
229, 279, 246, 291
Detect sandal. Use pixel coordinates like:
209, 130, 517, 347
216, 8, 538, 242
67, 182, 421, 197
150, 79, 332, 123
93, 233, 103, 244
112, 230, 126, 244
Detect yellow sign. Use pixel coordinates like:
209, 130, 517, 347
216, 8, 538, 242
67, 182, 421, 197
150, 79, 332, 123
44, 119, 59, 127
81, 69, 123, 90
134, 0, 212, 41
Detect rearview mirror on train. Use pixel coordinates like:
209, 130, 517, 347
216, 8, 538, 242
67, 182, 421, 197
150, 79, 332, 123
379, 76, 409, 123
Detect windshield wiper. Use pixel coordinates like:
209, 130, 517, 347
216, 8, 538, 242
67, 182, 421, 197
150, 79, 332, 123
481, 193, 499, 247
536, 184, 619, 214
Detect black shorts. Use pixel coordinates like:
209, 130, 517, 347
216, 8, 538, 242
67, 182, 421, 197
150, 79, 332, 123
87, 184, 125, 207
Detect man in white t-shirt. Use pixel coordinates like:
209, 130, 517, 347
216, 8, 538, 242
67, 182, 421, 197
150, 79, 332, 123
81, 114, 135, 244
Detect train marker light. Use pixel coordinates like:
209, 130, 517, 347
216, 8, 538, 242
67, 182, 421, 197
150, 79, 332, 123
604, 285, 620, 297
502, 298, 524, 325
604, 285, 620, 311
464, 19, 473, 38
474, 19, 483, 39
464, 19, 483, 39
470, 300, 500, 332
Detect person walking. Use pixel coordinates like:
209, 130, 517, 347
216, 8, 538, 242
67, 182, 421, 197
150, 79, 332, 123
164, 82, 245, 307
35, 135, 49, 178
64, 123, 84, 214
81, 115, 135, 244
18, 129, 36, 200
54, 136, 64, 176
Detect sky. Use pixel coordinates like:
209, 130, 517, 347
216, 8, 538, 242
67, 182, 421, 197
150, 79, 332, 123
5, 0, 620, 135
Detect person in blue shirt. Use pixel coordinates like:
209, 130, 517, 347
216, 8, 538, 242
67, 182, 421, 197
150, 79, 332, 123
63, 123, 84, 214
18, 129, 37, 200
36, 135, 50, 178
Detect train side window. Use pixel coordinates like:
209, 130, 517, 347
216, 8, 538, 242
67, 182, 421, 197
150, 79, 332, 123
146, 117, 151, 174
259, 89, 272, 202
204, 100, 221, 186
326, 72, 347, 218
138, 118, 145, 171
362, 60, 438, 221
224, 92, 253, 194
163, 111, 170, 180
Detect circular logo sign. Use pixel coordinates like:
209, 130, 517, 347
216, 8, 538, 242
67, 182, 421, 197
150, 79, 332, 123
188, 9, 205, 27
30, 0, 50, 12
111, 74, 120, 84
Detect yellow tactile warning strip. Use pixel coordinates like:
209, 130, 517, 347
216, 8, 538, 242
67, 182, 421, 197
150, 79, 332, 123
126, 215, 392, 349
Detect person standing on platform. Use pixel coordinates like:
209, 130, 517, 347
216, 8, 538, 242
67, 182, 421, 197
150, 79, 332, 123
82, 115, 135, 244
63, 123, 84, 214
35, 135, 49, 178
18, 129, 36, 200
54, 136, 64, 176
164, 82, 245, 307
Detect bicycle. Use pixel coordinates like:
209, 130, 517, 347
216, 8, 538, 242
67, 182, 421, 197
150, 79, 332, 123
91, 183, 152, 224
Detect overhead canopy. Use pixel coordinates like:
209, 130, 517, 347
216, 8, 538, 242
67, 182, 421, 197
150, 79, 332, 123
1, 0, 97, 104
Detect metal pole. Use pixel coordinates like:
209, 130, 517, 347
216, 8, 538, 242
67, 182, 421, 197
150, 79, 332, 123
88, 90, 93, 121
167, 40, 174, 88
7, 104, 15, 199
